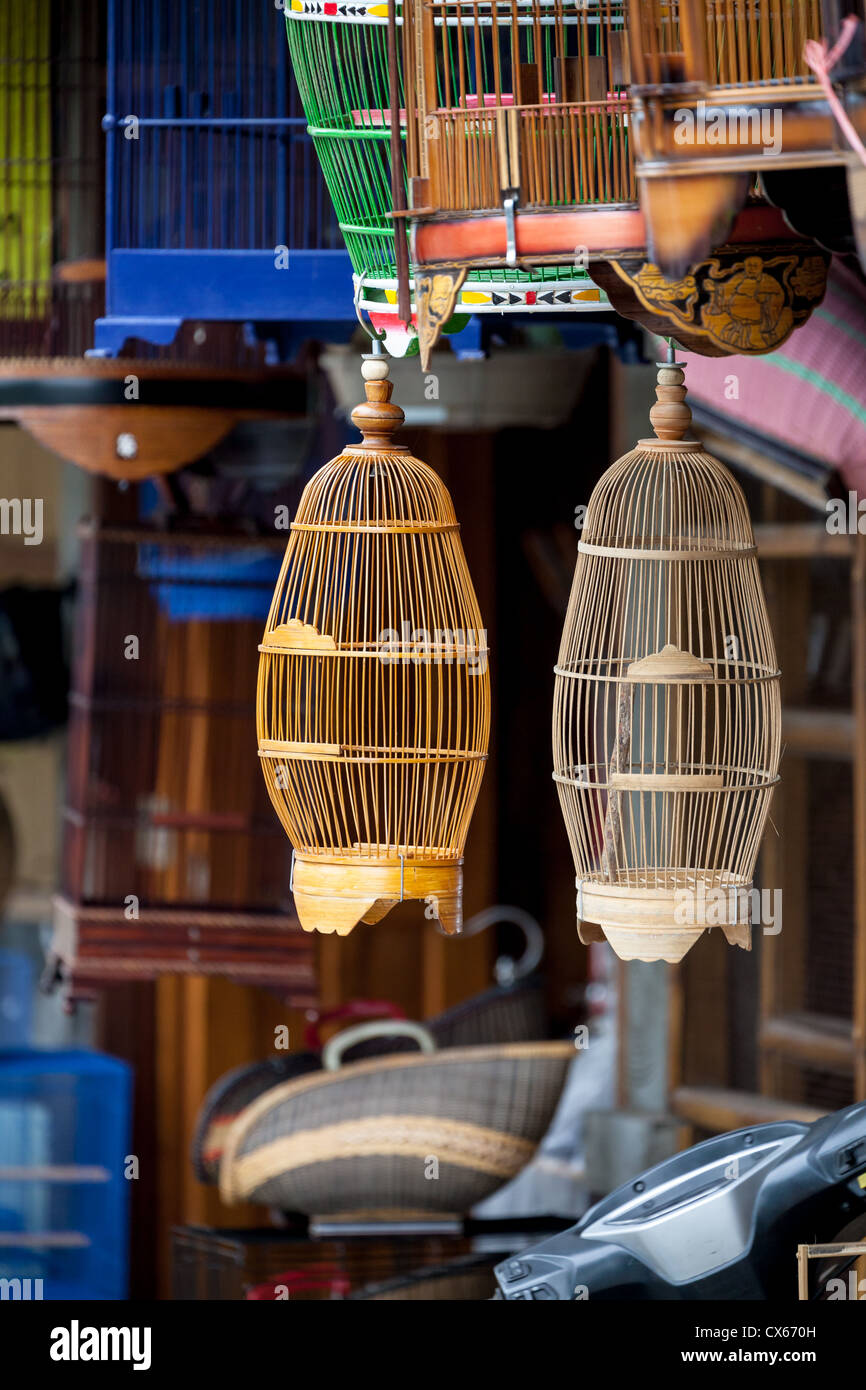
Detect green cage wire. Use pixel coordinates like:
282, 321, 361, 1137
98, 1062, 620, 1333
283, 0, 608, 327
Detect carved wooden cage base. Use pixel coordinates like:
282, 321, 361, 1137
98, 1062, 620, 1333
575, 873, 754, 965
290, 854, 464, 937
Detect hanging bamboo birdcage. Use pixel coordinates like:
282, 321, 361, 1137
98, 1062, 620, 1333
257, 353, 490, 937
553, 356, 781, 964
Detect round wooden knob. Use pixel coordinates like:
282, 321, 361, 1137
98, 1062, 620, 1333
361, 353, 390, 382
350, 354, 405, 448
650, 362, 692, 442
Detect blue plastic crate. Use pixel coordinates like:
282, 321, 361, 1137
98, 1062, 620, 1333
135, 543, 282, 622
95, 0, 353, 355
0, 1050, 132, 1301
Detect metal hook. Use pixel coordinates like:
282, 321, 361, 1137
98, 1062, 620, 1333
437, 904, 545, 985
353, 272, 387, 344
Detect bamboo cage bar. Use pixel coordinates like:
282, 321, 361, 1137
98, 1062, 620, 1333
257, 355, 491, 938
414, 0, 634, 213
409, 0, 826, 221
629, 0, 822, 87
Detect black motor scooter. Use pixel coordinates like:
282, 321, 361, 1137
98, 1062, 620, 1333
493, 1100, 866, 1299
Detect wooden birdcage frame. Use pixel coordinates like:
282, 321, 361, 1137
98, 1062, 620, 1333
627, 0, 866, 276
399, 0, 833, 364
50, 523, 317, 1004
553, 356, 781, 963
797, 1240, 866, 1298
403, 0, 638, 360
283, 0, 608, 357
257, 353, 490, 938
406, 0, 634, 212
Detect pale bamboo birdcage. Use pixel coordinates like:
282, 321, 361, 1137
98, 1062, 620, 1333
552, 355, 781, 964
257, 353, 490, 938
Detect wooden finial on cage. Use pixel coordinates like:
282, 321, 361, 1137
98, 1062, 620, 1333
649, 342, 692, 442
350, 352, 405, 450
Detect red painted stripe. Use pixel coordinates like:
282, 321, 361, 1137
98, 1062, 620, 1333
415, 207, 646, 264
413, 203, 794, 268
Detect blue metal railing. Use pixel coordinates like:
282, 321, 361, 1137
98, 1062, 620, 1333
95, 0, 354, 356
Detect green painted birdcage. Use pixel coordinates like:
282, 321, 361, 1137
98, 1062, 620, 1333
284, 0, 609, 352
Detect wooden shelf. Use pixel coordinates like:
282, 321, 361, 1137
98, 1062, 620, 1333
671, 1085, 826, 1132
0, 1166, 110, 1183
781, 707, 855, 759
669, 506, 866, 1116
760, 1011, 857, 1070
754, 523, 853, 561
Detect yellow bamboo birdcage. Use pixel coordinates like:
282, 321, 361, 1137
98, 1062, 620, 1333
553, 352, 781, 964
257, 353, 490, 938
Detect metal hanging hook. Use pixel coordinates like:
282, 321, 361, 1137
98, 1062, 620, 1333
435, 904, 545, 985
353, 271, 387, 345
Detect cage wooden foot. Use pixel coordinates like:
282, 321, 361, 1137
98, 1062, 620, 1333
575, 878, 753, 965
640, 173, 749, 280
290, 855, 463, 936
415, 268, 468, 372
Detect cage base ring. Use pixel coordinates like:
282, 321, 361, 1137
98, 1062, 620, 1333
576, 877, 753, 964
291, 853, 463, 938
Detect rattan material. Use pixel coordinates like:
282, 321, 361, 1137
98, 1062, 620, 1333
191, 1054, 321, 1184
428, 979, 547, 1049
257, 355, 490, 936
192, 979, 547, 1183
553, 360, 781, 964
336, 980, 548, 1061
219, 1041, 573, 1217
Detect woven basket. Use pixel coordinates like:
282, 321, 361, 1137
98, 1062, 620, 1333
191, 1054, 321, 1185
219, 1034, 573, 1219
192, 985, 547, 1182
332, 906, 548, 1059
428, 906, 547, 1048
195, 911, 548, 1182
331, 983, 547, 1058
191, 1001, 412, 1183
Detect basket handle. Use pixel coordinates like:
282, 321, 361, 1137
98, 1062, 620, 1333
322, 1019, 436, 1071
303, 999, 407, 1051
458, 905, 545, 986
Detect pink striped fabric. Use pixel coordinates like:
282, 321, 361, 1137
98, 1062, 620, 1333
668, 263, 866, 493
